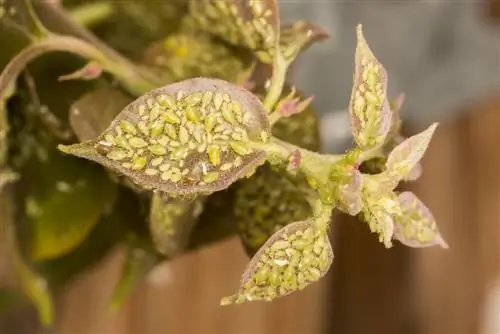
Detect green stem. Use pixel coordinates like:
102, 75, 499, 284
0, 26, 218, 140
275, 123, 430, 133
263, 51, 288, 112
0, 33, 161, 102
69, 2, 114, 27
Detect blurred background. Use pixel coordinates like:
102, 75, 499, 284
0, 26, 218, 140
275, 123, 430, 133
1, 1, 500, 334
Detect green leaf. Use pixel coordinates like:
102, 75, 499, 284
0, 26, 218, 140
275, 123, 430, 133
149, 193, 205, 256
234, 166, 311, 256
12, 248, 54, 327
37, 186, 143, 288
69, 87, 133, 142
108, 237, 160, 312
59, 78, 271, 198
386, 123, 438, 179
17, 147, 118, 261
142, 32, 254, 84
221, 220, 333, 305
393, 191, 448, 248
349, 24, 391, 150
188, 0, 279, 63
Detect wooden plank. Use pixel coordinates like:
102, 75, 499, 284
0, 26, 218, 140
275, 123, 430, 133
53, 237, 329, 334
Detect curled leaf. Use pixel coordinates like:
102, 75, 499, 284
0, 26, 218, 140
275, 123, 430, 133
272, 86, 321, 151
189, 0, 279, 62
349, 24, 391, 149
234, 166, 311, 256
149, 193, 204, 256
59, 78, 271, 197
221, 220, 333, 305
279, 21, 329, 62
58, 61, 102, 82
394, 191, 448, 248
386, 123, 438, 179
362, 202, 396, 248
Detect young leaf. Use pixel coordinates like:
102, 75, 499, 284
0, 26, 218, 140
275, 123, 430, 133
271, 86, 322, 151
234, 166, 311, 256
279, 21, 329, 62
149, 193, 205, 256
393, 191, 448, 248
334, 169, 363, 216
188, 0, 279, 63
362, 204, 395, 248
386, 123, 438, 179
221, 220, 333, 305
349, 24, 391, 150
69, 87, 133, 142
58, 78, 271, 197
109, 238, 160, 312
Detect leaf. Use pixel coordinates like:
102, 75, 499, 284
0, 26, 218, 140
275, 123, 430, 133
221, 220, 333, 305
17, 145, 118, 261
279, 20, 329, 62
149, 193, 205, 256
393, 191, 448, 248
386, 123, 438, 179
141, 32, 254, 84
335, 169, 363, 216
12, 248, 54, 327
271, 86, 322, 152
108, 237, 160, 312
38, 186, 142, 288
188, 0, 279, 63
59, 78, 271, 198
58, 61, 102, 82
349, 24, 391, 149
69, 87, 133, 142
362, 201, 396, 248
234, 166, 311, 256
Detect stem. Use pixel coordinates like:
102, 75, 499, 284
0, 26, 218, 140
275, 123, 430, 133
70, 2, 114, 27
310, 198, 335, 232
255, 137, 333, 186
263, 51, 288, 112
0, 33, 162, 102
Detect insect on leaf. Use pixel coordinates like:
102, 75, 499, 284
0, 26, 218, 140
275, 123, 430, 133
58, 78, 271, 198
349, 24, 391, 150
221, 220, 333, 305
234, 166, 311, 256
393, 191, 448, 248
189, 0, 279, 63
